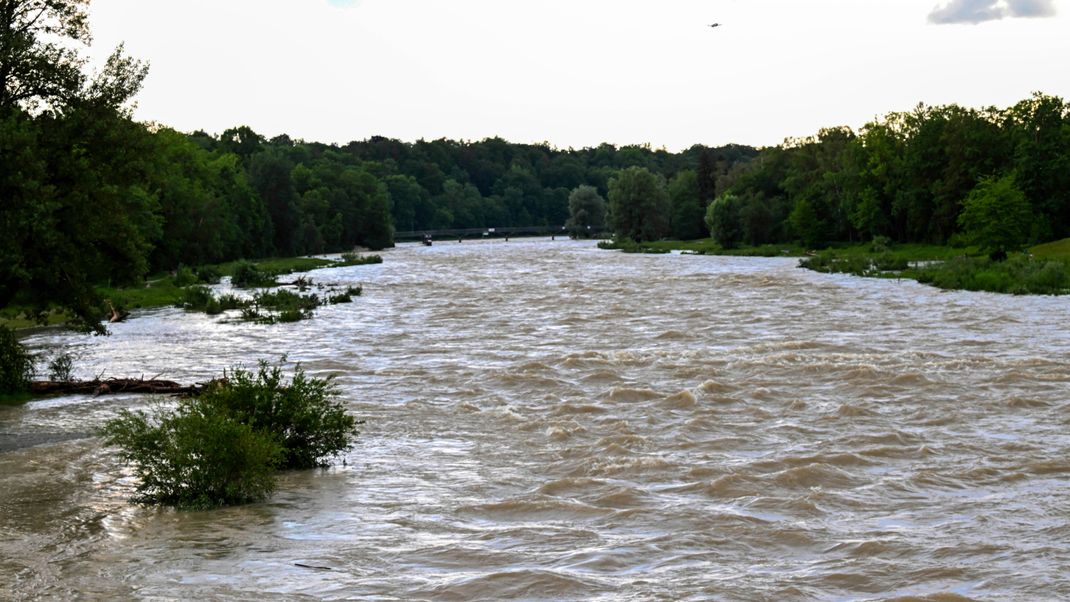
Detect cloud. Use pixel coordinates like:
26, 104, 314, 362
1007, 0, 1058, 17
928, 0, 1057, 24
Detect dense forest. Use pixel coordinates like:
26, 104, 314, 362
700, 94, 1070, 252
2, 0, 1070, 334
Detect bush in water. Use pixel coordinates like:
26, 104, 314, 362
230, 261, 276, 288
47, 352, 75, 382
0, 326, 34, 396
101, 398, 283, 509
200, 362, 357, 469
101, 362, 358, 508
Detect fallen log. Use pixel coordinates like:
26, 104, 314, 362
29, 378, 219, 397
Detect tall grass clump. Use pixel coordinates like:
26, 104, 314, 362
100, 362, 358, 509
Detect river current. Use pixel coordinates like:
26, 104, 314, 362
2, 238, 1069, 600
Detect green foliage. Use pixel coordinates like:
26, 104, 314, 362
668, 170, 707, 240
47, 352, 75, 382
1030, 237, 1070, 260
179, 286, 246, 315
100, 398, 284, 509
607, 167, 670, 242
957, 173, 1033, 258
799, 251, 908, 277
199, 362, 357, 469
337, 252, 383, 266
195, 265, 223, 284
914, 255, 1070, 294
705, 193, 745, 249
327, 286, 363, 304
0, 326, 34, 395
565, 185, 607, 238
230, 261, 277, 288
172, 266, 198, 287
870, 235, 893, 253
100, 362, 358, 508
596, 238, 670, 254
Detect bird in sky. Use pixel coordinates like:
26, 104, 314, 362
709, 23, 721, 28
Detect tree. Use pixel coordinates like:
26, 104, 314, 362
668, 170, 706, 240
384, 174, 432, 232
565, 185, 606, 237
697, 148, 717, 204
607, 167, 670, 242
0, 0, 146, 113
0, 0, 88, 111
247, 150, 299, 255
706, 193, 745, 248
957, 173, 1032, 259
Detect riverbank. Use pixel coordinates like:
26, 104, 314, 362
598, 238, 808, 256
798, 240, 1070, 294
600, 237, 1070, 295
0, 255, 379, 332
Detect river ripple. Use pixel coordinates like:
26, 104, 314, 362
2, 238, 1069, 600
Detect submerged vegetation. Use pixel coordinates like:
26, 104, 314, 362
100, 362, 358, 508
178, 280, 362, 324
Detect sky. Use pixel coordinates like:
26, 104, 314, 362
85, 0, 1070, 150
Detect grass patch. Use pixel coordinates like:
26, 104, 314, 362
1030, 237, 1070, 260
910, 255, 1070, 294
98, 279, 185, 311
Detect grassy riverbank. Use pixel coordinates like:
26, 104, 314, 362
600, 236, 1070, 295
0, 255, 379, 331
798, 239, 1070, 294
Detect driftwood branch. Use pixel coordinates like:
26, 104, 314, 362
29, 378, 221, 397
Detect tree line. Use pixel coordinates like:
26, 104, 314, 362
3, 1, 1069, 335
696, 95, 1070, 253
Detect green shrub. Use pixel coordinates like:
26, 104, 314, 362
101, 362, 358, 508
597, 238, 670, 254
195, 265, 222, 284
47, 352, 75, 382
199, 362, 357, 469
179, 285, 214, 311
870, 235, 893, 253
0, 326, 34, 395
172, 266, 199, 287
101, 399, 283, 509
327, 285, 363, 304
231, 261, 277, 288
252, 290, 319, 319
338, 252, 383, 266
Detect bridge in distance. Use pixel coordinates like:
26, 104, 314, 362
394, 225, 571, 241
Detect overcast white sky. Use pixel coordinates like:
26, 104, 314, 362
86, 0, 1069, 150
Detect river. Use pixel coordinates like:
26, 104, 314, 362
2, 238, 1069, 600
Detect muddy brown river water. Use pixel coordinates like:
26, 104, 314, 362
2, 238, 1069, 600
